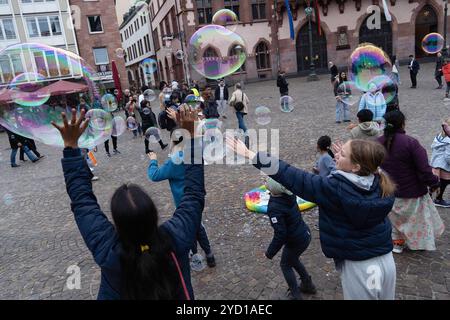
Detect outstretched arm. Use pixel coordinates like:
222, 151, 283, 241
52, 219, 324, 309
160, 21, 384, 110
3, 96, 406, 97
54, 109, 119, 268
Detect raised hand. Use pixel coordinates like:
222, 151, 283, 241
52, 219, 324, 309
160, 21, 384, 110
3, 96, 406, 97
148, 152, 157, 161
179, 104, 198, 137
225, 134, 256, 160
51, 108, 89, 148
332, 140, 343, 158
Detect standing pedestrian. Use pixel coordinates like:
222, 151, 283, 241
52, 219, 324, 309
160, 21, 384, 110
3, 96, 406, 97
378, 110, 445, 254
214, 79, 229, 120
277, 70, 289, 97
431, 119, 450, 207
334, 71, 351, 123
329, 61, 338, 84
5, 129, 39, 167
391, 55, 401, 85
435, 52, 444, 89
358, 83, 387, 123
408, 54, 420, 88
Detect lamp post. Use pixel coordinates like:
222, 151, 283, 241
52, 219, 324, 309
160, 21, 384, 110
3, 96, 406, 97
305, 6, 318, 81
444, 0, 448, 57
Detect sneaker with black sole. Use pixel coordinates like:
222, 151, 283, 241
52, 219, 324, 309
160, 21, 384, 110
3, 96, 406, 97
161, 143, 168, 150
113, 149, 121, 154
11, 164, 20, 168
434, 199, 450, 208
206, 255, 216, 268
106, 152, 111, 157
299, 276, 317, 294
286, 288, 303, 300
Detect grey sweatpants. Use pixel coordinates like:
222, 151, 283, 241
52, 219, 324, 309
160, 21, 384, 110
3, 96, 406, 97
337, 252, 396, 300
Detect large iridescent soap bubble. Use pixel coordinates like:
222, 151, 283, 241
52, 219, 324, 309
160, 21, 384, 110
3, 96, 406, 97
188, 25, 246, 80
0, 42, 112, 149
422, 33, 444, 54
350, 43, 392, 92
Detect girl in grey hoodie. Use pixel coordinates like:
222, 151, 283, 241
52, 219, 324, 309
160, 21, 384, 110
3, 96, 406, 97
431, 120, 450, 207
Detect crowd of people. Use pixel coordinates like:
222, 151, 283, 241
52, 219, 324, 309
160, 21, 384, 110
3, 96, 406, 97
1, 52, 448, 301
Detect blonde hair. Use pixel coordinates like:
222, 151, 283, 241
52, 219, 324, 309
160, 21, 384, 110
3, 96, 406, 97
349, 140, 396, 197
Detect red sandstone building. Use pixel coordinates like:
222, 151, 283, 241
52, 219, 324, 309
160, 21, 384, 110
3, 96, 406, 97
148, 0, 450, 85
70, 0, 127, 90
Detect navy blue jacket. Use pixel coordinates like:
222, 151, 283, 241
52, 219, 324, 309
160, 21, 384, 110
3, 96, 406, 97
254, 153, 394, 262
61, 140, 204, 300
266, 194, 310, 259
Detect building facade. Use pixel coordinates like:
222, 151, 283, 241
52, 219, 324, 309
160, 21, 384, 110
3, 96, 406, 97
146, 0, 450, 86
69, 0, 127, 90
0, 0, 79, 84
119, 2, 157, 91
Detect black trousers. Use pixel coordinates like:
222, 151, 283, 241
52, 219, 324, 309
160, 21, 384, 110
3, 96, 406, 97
104, 136, 118, 153
410, 71, 417, 87
435, 73, 443, 87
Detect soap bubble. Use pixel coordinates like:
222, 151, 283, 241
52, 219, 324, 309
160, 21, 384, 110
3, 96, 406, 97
175, 50, 184, 60
350, 43, 392, 92
212, 9, 239, 33
144, 127, 161, 144
280, 96, 294, 113
101, 93, 118, 112
422, 33, 444, 54
141, 58, 157, 75
188, 25, 246, 80
143, 89, 156, 102
115, 48, 125, 59
255, 106, 271, 125
336, 81, 362, 106
0, 43, 112, 149
112, 116, 126, 137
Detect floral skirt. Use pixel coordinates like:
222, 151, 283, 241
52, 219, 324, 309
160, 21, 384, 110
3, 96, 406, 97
389, 194, 445, 251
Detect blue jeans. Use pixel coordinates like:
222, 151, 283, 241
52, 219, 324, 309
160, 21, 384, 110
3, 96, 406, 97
335, 100, 350, 122
191, 223, 212, 256
280, 231, 311, 299
235, 111, 247, 133
11, 146, 37, 165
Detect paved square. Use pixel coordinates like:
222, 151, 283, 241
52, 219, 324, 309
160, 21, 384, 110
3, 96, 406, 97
0, 63, 449, 300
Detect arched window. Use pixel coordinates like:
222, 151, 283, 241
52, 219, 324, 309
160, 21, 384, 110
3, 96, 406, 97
229, 45, 246, 72
127, 70, 133, 83
255, 42, 270, 70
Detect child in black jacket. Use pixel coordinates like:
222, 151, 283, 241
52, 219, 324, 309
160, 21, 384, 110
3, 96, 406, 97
265, 177, 316, 300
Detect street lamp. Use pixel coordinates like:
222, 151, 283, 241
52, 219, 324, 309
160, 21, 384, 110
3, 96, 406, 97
305, 6, 318, 81
444, 0, 448, 57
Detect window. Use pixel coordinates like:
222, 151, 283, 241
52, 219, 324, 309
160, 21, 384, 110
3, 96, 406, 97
21, 0, 56, 2
38, 17, 50, 36
1, 18, 16, 40
0, 0, 8, 5
255, 42, 270, 70
26, 18, 39, 37
252, 0, 266, 20
196, 0, 212, 25
120, 33, 123, 42
88, 16, 103, 33
0, 56, 13, 83
153, 28, 160, 51
25, 16, 61, 38
138, 39, 143, 56
150, 3, 155, 20
144, 36, 148, 52
229, 45, 246, 72
171, 8, 178, 34
93, 47, 109, 65
224, 0, 240, 20
49, 16, 61, 35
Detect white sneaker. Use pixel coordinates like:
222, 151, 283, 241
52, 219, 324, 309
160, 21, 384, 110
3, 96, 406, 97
392, 244, 404, 254
91, 176, 99, 181
190, 253, 206, 271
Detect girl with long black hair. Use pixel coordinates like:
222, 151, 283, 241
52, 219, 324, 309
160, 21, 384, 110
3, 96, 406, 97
52, 107, 204, 299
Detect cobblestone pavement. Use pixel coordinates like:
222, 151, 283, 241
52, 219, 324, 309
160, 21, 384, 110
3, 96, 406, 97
0, 63, 449, 300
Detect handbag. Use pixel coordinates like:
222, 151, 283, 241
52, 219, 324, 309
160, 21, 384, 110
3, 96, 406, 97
234, 92, 245, 112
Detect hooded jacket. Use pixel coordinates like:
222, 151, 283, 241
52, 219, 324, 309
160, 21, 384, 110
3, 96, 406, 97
254, 154, 394, 262
378, 130, 439, 198
350, 121, 382, 140
265, 193, 311, 259
431, 133, 450, 172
